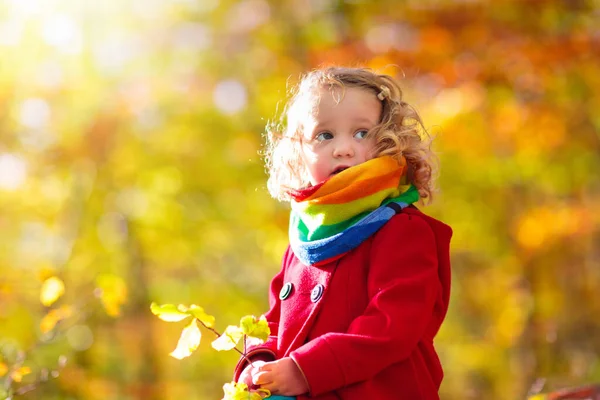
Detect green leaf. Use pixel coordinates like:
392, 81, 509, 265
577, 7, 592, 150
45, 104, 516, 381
239, 315, 255, 335
211, 325, 243, 351
169, 318, 201, 360
150, 302, 189, 322
222, 381, 269, 400
180, 304, 215, 328
239, 315, 270, 343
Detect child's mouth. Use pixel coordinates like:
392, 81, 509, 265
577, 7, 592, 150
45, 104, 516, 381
331, 166, 349, 176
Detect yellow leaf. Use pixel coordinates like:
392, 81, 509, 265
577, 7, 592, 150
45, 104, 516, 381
211, 325, 243, 352
239, 315, 256, 335
40, 277, 65, 307
0, 362, 7, 377
239, 315, 269, 343
11, 366, 31, 383
96, 274, 128, 317
222, 382, 270, 400
150, 302, 189, 322
40, 305, 73, 334
182, 304, 215, 327
169, 319, 201, 360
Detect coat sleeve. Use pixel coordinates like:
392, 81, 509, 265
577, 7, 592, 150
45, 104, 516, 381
289, 213, 443, 396
233, 246, 291, 381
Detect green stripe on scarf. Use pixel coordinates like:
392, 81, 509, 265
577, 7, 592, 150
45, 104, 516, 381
289, 156, 419, 265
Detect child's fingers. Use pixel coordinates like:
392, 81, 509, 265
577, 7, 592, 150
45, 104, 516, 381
251, 370, 273, 386
255, 361, 273, 372
257, 381, 279, 395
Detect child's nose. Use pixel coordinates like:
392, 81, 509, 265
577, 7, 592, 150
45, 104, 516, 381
333, 137, 355, 158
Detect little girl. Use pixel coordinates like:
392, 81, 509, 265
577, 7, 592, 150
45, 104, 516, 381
234, 67, 452, 400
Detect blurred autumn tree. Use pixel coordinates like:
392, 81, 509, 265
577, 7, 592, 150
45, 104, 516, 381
0, 0, 598, 399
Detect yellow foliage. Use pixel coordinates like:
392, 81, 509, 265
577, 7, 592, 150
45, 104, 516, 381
95, 274, 128, 317
0, 362, 33, 382
516, 205, 588, 250
10, 366, 32, 383
212, 325, 244, 352
495, 303, 527, 347
169, 319, 201, 360
40, 305, 73, 334
0, 2, 598, 400
517, 212, 549, 250
222, 382, 270, 400
150, 302, 190, 322
367, 56, 400, 76
40, 276, 65, 307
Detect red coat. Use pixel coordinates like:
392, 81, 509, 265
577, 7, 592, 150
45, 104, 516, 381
235, 207, 452, 399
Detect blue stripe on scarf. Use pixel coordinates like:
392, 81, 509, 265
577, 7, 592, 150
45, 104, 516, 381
290, 201, 409, 265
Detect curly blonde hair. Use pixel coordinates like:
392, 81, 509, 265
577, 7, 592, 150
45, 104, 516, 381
264, 66, 438, 203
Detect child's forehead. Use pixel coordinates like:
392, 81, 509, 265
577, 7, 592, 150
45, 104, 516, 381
308, 85, 377, 111
300, 84, 360, 109
286, 83, 379, 134
292, 89, 337, 125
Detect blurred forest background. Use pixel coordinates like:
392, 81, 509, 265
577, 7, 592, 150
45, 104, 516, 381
0, 0, 599, 399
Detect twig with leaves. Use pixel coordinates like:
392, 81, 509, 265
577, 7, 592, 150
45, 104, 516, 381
150, 302, 272, 400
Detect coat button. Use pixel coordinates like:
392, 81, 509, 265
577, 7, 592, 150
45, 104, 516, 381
279, 282, 293, 300
311, 284, 324, 303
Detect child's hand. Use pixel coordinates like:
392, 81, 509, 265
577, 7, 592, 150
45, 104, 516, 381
251, 357, 308, 396
239, 361, 267, 388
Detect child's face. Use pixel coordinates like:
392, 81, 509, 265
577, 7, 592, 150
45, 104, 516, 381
300, 86, 381, 186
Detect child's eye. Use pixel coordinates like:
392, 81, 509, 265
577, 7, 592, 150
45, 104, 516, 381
315, 132, 334, 141
354, 130, 369, 139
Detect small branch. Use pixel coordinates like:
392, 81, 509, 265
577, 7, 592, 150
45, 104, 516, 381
197, 320, 255, 367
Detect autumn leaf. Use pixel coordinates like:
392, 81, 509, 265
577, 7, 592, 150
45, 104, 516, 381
0, 362, 33, 383
169, 318, 201, 360
211, 325, 244, 352
40, 277, 65, 307
222, 382, 270, 400
96, 274, 128, 317
10, 366, 31, 383
239, 315, 269, 343
150, 302, 190, 322
180, 304, 215, 328
40, 305, 73, 334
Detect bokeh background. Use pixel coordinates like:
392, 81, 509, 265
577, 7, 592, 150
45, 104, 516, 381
0, 0, 599, 399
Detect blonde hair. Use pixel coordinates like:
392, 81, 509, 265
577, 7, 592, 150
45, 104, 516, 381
264, 66, 438, 203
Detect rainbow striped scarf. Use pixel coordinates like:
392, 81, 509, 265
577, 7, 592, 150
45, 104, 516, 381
288, 156, 419, 266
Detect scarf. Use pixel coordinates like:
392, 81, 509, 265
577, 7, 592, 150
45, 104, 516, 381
288, 156, 419, 266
